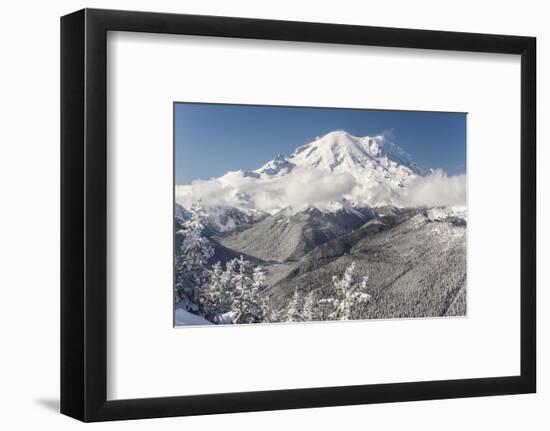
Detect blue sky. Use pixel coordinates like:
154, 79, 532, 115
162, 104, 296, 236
175, 103, 466, 184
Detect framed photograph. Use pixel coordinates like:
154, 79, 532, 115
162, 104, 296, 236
173, 103, 468, 326
61, 8, 536, 422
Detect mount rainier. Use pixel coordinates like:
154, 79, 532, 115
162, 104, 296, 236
176, 130, 463, 232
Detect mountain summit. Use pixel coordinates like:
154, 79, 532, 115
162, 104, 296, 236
292, 130, 426, 175
245, 131, 427, 208
251, 131, 426, 179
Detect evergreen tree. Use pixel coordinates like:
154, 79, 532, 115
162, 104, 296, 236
229, 256, 266, 324
252, 266, 270, 322
220, 259, 236, 311
202, 259, 236, 324
285, 288, 304, 322
184, 254, 271, 325
252, 266, 266, 291
174, 202, 213, 313
320, 262, 371, 320
203, 261, 224, 321
303, 290, 318, 321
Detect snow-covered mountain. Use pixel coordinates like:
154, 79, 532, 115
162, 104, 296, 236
176, 130, 432, 221
267, 207, 466, 318
256, 130, 427, 178
218, 205, 373, 262
175, 202, 267, 234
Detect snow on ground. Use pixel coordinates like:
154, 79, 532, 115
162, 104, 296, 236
426, 205, 467, 221
174, 308, 212, 326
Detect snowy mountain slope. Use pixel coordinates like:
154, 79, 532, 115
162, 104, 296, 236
175, 130, 432, 215
216, 205, 375, 262
266, 208, 466, 318
288, 130, 427, 175
285, 130, 428, 207
175, 203, 191, 225
175, 227, 260, 266
175, 202, 267, 234
249, 130, 426, 179
253, 153, 294, 177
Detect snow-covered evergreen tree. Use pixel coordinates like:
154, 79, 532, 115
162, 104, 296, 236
174, 202, 213, 313
303, 290, 318, 321
228, 256, 266, 324
229, 255, 252, 322
252, 266, 270, 322
202, 261, 224, 321
320, 262, 371, 320
252, 266, 266, 291
285, 288, 304, 322
177, 244, 271, 325
201, 259, 236, 324
219, 259, 236, 309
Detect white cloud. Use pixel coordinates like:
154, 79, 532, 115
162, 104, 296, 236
176, 167, 466, 213
176, 168, 358, 214
397, 169, 466, 207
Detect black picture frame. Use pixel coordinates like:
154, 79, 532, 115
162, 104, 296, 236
61, 8, 536, 422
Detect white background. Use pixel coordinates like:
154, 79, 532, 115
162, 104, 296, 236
0, 0, 548, 429
108, 32, 520, 399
